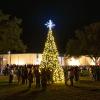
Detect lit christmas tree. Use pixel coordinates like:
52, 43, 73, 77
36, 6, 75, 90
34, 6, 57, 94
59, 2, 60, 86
40, 20, 64, 82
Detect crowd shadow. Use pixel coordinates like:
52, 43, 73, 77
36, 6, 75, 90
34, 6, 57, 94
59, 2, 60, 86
3, 87, 45, 100
0, 81, 18, 90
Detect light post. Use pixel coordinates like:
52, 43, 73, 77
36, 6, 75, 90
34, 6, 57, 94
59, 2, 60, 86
8, 51, 11, 65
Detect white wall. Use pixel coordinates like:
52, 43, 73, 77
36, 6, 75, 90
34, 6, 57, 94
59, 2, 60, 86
0, 53, 63, 66
0, 54, 96, 66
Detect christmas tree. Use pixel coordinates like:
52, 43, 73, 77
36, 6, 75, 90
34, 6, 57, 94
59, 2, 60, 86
40, 20, 64, 82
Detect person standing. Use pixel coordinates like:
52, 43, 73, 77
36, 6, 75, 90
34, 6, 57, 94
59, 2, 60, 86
9, 68, 14, 85
16, 67, 21, 84
34, 67, 41, 88
74, 66, 80, 81
69, 67, 75, 86
41, 68, 47, 90
28, 69, 33, 88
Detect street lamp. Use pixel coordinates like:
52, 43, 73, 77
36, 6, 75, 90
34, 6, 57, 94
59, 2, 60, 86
8, 51, 11, 65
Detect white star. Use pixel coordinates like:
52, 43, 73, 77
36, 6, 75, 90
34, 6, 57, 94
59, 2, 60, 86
45, 20, 55, 30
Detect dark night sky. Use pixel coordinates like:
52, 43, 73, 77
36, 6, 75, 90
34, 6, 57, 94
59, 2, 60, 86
0, 0, 100, 54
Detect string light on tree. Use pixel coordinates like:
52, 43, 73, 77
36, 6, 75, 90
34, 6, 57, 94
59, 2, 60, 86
40, 19, 64, 82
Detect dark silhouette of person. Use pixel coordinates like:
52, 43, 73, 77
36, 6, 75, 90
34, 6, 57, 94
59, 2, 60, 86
24, 66, 28, 84
16, 67, 21, 84
34, 67, 41, 88
28, 69, 33, 88
74, 66, 80, 81
69, 67, 75, 86
41, 68, 47, 90
9, 68, 13, 84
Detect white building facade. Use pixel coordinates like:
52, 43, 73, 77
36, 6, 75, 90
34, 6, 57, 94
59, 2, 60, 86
0, 53, 64, 66
0, 53, 99, 67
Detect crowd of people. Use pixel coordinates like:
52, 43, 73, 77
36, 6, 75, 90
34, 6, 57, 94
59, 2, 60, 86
64, 65, 100, 86
64, 66, 80, 86
90, 65, 100, 81
0, 64, 100, 89
0, 64, 53, 90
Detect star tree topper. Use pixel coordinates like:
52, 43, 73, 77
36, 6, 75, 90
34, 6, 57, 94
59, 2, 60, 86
45, 20, 55, 30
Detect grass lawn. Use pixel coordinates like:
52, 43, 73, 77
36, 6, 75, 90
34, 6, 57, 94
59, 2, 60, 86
0, 75, 100, 100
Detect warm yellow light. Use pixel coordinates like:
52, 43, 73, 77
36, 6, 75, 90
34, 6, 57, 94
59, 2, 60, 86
68, 57, 80, 66
90, 60, 95, 65
15, 60, 25, 65
35, 59, 40, 65
40, 25, 64, 83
